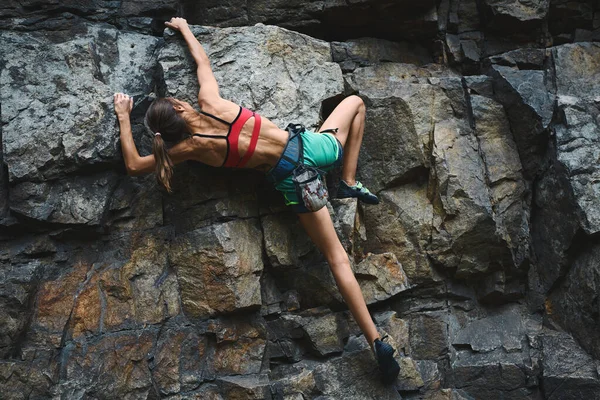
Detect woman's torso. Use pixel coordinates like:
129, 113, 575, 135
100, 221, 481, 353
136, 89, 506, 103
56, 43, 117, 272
187, 98, 288, 171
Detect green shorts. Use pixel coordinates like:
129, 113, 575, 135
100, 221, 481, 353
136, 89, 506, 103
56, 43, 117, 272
271, 129, 343, 212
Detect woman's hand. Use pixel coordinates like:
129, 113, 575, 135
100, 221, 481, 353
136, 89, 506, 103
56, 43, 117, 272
165, 17, 189, 32
114, 92, 133, 118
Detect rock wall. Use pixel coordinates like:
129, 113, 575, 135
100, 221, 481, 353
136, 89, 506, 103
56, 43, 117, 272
2, 1, 600, 399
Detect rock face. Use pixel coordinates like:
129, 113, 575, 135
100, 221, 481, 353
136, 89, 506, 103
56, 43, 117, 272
2, 3, 600, 399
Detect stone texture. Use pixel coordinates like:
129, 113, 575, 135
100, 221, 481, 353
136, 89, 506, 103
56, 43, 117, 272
489, 61, 555, 179
548, 242, 600, 359
262, 212, 315, 269
429, 118, 513, 278
332, 38, 432, 72
60, 330, 157, 399
359, 182, 436, 284
354, 252, 410, 304
0, 26, 159, 183
359, 96, 425, 193
3, 5, 600, 400
208, 317, 267, 376
0, 260, 41, 357
410, 312, 449, 360
184, 0, 440, 41
299, 308, 349, 357
447, 304, 542, 400
552, 43, 600, 235
311, 344, 403, 398
470, 94, 530, 268
169, 219, 264, 318
541, 330, 600, 399
482, 0, 550, 30
9, 173, 118, 225
159, 24, 343, 131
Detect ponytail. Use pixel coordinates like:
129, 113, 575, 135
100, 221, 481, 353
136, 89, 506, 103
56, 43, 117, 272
145, 97, 190, 193
152, 132, 174, 193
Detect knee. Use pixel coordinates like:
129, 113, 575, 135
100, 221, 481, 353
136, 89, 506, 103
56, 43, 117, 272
347, 95, 365, 113
327, 252, 351, 272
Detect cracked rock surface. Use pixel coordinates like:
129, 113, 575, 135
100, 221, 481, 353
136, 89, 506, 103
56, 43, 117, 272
2, 2, 600, 399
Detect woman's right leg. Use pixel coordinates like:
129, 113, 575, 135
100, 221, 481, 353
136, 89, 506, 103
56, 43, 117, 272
296, 206, 380, 349
296, 206, 401, 384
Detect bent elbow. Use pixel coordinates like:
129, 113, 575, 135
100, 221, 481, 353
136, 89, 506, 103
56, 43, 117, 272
126, 164, 142, 176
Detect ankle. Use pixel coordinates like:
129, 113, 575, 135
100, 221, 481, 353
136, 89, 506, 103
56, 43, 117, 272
370, 335, 381, 352
342, 179, 357, 187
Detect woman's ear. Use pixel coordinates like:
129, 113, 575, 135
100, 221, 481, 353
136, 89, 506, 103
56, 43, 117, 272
172, 103, 185, 113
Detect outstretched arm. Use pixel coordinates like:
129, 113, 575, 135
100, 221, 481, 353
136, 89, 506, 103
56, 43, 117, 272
165, 17, 220, 104
114, 93, 191, 176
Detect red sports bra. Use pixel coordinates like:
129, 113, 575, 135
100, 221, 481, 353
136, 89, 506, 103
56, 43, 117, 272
193, 106, 262, 168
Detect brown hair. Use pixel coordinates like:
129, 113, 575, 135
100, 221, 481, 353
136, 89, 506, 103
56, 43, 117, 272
145, 98, 189, 192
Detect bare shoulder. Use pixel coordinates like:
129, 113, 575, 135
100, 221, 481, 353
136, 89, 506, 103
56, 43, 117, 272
167, 136, 196, 164
198, 97, 242, 120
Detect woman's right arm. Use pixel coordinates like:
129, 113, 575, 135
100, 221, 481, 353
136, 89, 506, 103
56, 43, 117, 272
165, 17, 220, 105
114, 93, 192, 176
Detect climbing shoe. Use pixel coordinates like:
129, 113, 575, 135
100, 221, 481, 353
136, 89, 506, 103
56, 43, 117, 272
373, 335, 400, 384
337, 180, 379, 204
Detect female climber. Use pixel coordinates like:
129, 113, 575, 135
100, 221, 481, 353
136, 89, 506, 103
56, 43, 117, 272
113, 16, 400, 384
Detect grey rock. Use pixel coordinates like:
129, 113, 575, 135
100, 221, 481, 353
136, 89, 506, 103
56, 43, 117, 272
548, 242, 600, 359
354, 253, 410, 305
489, 63, 555, 178
299, 308, 349, 356
475, 270, 525, 303
163, 165, 261, 233
471, 94, 530, 268
312, 345, 402, 399
217, 374, 270, 399
10, 173, 117, 225
358, 96, 426, 193
359, 182, 435, 284
207, 317, 267, 377
429, 118, 512, 277
410, 312, 448, 360
541, 330, 600, 399
159, 24, 343, 131
452, 304, 525, 352
260, 272, 284, 316
0, 261, 41, 357
185, 0, 439, 42
482, 0, 550, 28
397, 356, 425, 392
490, 65, 554, 129
448, 304, 542, 399
329, 198, 360, 256
530, 156, 580, 291
347, 63, 461, 165
331, 38, 431, 72
548, 0, 595, 38
486, 48, 547, 69
107, 174, 163, 231
169, 219, 264, 318
261, 211, 315, 269
373, 311, 411, 356
0, 350, 58, 399
59, 330, 157, 399
0, 26, 159, 183
552, 43, 600, 234
448, 0, 481, 33
267, 258, 345, 310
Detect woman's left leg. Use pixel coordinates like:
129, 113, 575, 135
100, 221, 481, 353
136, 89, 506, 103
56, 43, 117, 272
297, 206, 380, 348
